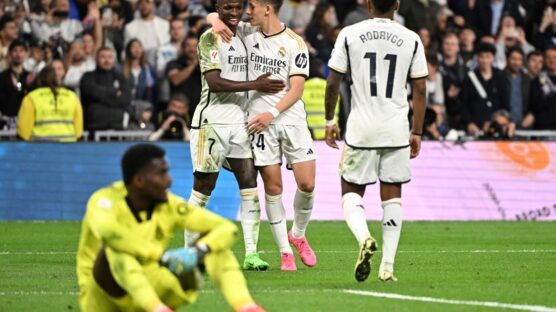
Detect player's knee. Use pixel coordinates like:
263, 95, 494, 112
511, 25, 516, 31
264, 184, 282, 196
236, 174, 257, 189
297, 181, 315, 193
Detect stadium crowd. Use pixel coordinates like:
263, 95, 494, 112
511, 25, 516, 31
0, 0, 555, 142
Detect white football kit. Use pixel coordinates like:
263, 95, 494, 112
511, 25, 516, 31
328, 18, 428, 184
236, 22, 315, 166
190, 29, 252, 173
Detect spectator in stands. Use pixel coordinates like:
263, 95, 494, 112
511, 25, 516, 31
23, 41, 47, 75
156, 19, 185, 109
0, 40, 33, 129
398, 0, 441, 37
149, 93, 190, 141
439, 32, 466, 129
17, 65, 83, 142
80, 47, 132, 134
481, 109, 515, 140
29, 0, 55, 23
101, 3, 126, 62
30, 0, 84, 55
187, 15, 207, 37
461, 42, 510, 136
535, 4, 556, 51
51, 58, 66, 85
166, 35, 201, 117
470, 0, 524, 38
305, 2, 337, 63
419, 27, 439, 57
128, 100, 155, 131
291, 0, 318, 32
494, 15, 534, 69
0, 15, 19, 71
525, 50, 544, 79
342, 0, 371, 27
122, 39, 156, 104
503, 47, 530, 127
63, 40, 96, 94
82, 30, 102, 67
524, 46, 556, 130
124, 0, 170, 66
459, 26, 476, 66
161, 0, 208, 22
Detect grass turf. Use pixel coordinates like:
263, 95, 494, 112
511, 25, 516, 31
1, 221, 555, 311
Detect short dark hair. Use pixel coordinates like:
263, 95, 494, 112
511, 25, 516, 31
8, 39, 28, 52
121, 144, 166, 185
371, 0, 397, 14
475, 42, 496, 55
259, 0, 283, 13
506, 46, 524, 59
526, 50, 543, 61
0, 14, 15, 31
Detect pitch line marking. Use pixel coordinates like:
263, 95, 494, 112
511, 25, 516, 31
344, 290, 556, 312
1, 249, 556, 255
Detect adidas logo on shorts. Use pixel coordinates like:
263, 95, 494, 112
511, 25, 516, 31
306, 148, 314, 155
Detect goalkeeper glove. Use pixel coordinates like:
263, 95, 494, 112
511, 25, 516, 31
160, 247, 198, 275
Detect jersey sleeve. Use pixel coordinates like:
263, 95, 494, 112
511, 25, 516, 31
409, 36, 428, 79
198, 31, 222, 74
86, 191, 163, 262
288, 34, 310, 77
328, 28, 349, 74
171, 197, 238, 252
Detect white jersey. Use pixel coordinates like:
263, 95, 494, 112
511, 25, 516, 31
328, 18, 428, 148
237, 22, 309, 126
192, 29, 249, 128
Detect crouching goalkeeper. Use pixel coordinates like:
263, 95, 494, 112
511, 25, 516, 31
76, 143, 264, 312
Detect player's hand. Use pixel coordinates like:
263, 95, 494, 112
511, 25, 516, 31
409, 134, 421, 159
246, 113, 273, 134
160, 247, 198, 275
212, 19, 233, 43
325, 124, 340, 149
255, 73, 286, 93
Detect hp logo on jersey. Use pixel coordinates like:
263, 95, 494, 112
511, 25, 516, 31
295, 53, 308, 68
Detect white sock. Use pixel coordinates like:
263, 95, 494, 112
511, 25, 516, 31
381, 198, 402, 272
184, 190, 211, 246
292, 189, 314, 238
342, 192, 371, 246
240, 188, 261, 255
265, 193, 292, 254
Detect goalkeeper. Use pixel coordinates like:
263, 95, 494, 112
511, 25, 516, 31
76, 143, 263, 312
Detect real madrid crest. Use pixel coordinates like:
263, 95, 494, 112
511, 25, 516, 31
278, 47, 286, 57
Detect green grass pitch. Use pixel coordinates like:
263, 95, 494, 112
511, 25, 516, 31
1, 221, 555, 311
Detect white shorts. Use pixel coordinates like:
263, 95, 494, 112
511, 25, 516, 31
339, 145, 411, 185
190, 126, 252, 173
252, 124, 316, 167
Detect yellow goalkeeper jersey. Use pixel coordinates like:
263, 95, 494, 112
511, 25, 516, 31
76, 181, 238, 292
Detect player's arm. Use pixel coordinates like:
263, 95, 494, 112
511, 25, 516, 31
175, 202, 238, 252
205, 70, 285, 93
86, 196, 163, 262
410, 77, 426, 158
207, 12, 233, 42
324, 70, 344, 149
246, 75, 305, 134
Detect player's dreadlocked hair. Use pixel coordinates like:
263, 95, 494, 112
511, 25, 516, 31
121, 144, 166, 185
371, 0, 398, 14
260, 0, 283, 13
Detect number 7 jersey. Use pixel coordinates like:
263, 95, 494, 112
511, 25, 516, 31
328, 18, 427, 149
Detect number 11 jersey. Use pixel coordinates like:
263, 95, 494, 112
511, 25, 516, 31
328, 18, 427, 149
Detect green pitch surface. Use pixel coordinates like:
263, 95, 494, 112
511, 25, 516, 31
1, 221, 556, 312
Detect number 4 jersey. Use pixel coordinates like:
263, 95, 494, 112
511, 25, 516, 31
328, 18, 428, 149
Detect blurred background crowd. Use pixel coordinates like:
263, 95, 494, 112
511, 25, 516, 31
0, 0, 555, 142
